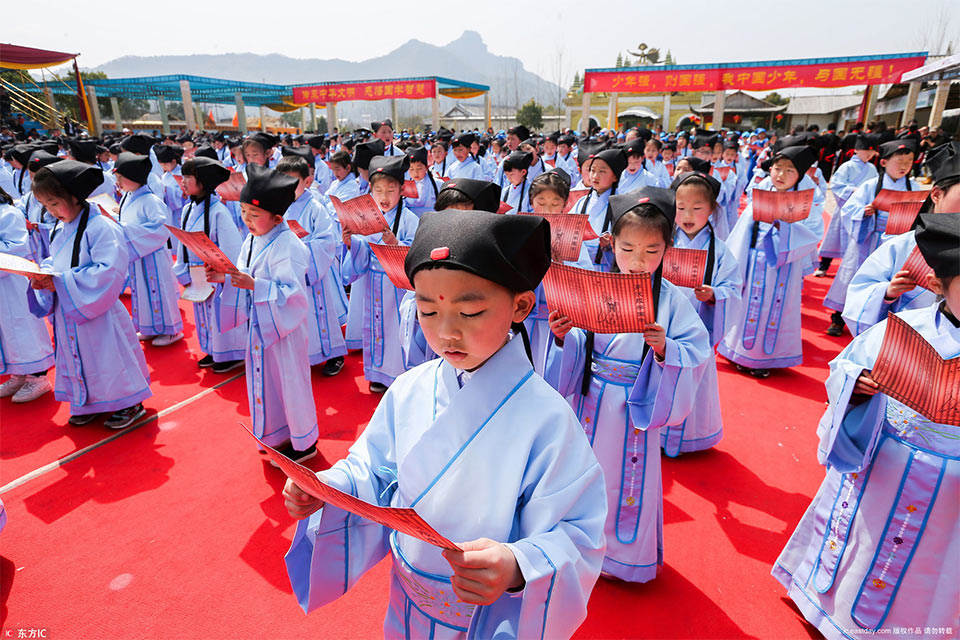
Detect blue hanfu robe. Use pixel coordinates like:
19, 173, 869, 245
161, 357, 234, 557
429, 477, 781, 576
217, 223, 318, 450
751, 175, 825, 275
313, 156, 334, 194
552, 280, 711, 581
641, 158, 671, 188
718, 190, 819, 370
661, 225, 743, 457
284, 334, 607, 639
618, 168, 655, 195
555, 152, 580, 186
285, 191, 347, 365
841, 230, 936, 337
447, 156, 484, 181
10, 168, 31, 201
772, 303, 959, 640
0, 165, 17, 201
712, 165, 740, 241
340, 202, 418, 386
572, 188, 614, 269
0, 205, 54, 375
329, 183, 366, 352
28, 207, 152, 415
405, 174, 439, 217
821, 157, 878, 259
116, 186, 183, 337
17, 191, 56, 263
430, 157, 451, 181
172, 195, 246, 363
160, 166, 186, 243
824, 174, 920, 313
500, 178, 531, 214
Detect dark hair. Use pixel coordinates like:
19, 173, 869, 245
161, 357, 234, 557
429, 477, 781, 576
329, 150, 356, 175
612, 203, 673, 247
180, 159, 206, 195
529, 171, 570, 203
0, 185, 12, 205
646, 138, 663, 150
435, 188, 473, 210
31, 167, 79, 204
674, 175, 718, 210
241, 139, 266, 153
276, 156, 310, 178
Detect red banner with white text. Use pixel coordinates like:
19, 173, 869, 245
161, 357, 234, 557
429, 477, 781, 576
293, 79, 437, 103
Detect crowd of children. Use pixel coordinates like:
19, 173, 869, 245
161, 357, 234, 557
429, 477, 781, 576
1, 117, 956, 639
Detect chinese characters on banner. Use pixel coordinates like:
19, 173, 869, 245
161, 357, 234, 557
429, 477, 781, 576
583, 55, 926, 94
662, 248, 709, 289
369, 244, 413, 290
542, 263, 656, 333
751, 189, 814, 223
884, 201, 926, 235
292, 79, 438, 103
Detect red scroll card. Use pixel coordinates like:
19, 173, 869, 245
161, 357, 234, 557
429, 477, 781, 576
751, 189, 814, 223
662, 247, 709, 288
901, 246, 935, 290
173, 174, 188, 196
806, 166, 820, 185
329, 195, 391, 236
369, 244, 413, 290
870, 189, 928, 213
542, 263, 656, 333
241, 424, 461, 550
884, 201, 925, 235
871, 313, 960, 427
164, 225, 239, 274
215, 172, 246, 202
564, 189, 590, 214
496, 201, 514, 215
402, 180, 419, 199
286, 219, 309, 239
520, 213, 598, 262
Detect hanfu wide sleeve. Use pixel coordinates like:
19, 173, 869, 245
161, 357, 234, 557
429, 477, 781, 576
121, 196, 171, 260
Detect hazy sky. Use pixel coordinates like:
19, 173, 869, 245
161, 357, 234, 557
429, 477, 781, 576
6, 0, 958, 90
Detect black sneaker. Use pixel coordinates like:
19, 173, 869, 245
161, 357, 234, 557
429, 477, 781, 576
749, 368, 771, 379
369, 382, 388, 394
68, 412, 101, 426
104, 403, 146, 429
268, 442, 317, 468
825, 322, 845, 337
321, 356, 345, 377
212, 359, 244, 374
198, 354, 215, 368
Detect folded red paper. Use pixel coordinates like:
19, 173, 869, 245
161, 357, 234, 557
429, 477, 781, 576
369, 244, 413, 290
662, 247, 709, 288
241, 424, 461, 550
564, 189, 590, 214
543, 263, 656, 333
871, 313, 960, 427
401, 180, 419, 199
901, 245, 934, 290
215, 172, 246, 202
329, 194, 391, 236
164, 224, 239, 274
870, 188, 927, 213
286, 219, 309, 239
751, 189, 814, 223
520, 213, 598, 262
882, 200, 925, 236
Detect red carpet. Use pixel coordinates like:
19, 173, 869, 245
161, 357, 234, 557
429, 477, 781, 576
0, 267, 847, 639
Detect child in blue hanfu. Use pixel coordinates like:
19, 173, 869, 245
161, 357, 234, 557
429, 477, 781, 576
209, 164, 318, 464
340, 155, 420, 393
718, 145, 820, 378
660, 171, 743, 457
283, 210, 607, 639
549, 187, 711, 582
841, 142, 960, 337
27, 161, 152, 428
772, 212, 959, 639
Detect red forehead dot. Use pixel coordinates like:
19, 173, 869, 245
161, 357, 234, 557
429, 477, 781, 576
251, 199, 260, 206
430, 247, 450, 260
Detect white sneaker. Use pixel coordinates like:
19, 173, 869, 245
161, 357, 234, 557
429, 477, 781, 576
11, 376, 52, 403
136, 332, 156, 342
152, 332, 184, 347
0, 375, 26, 398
